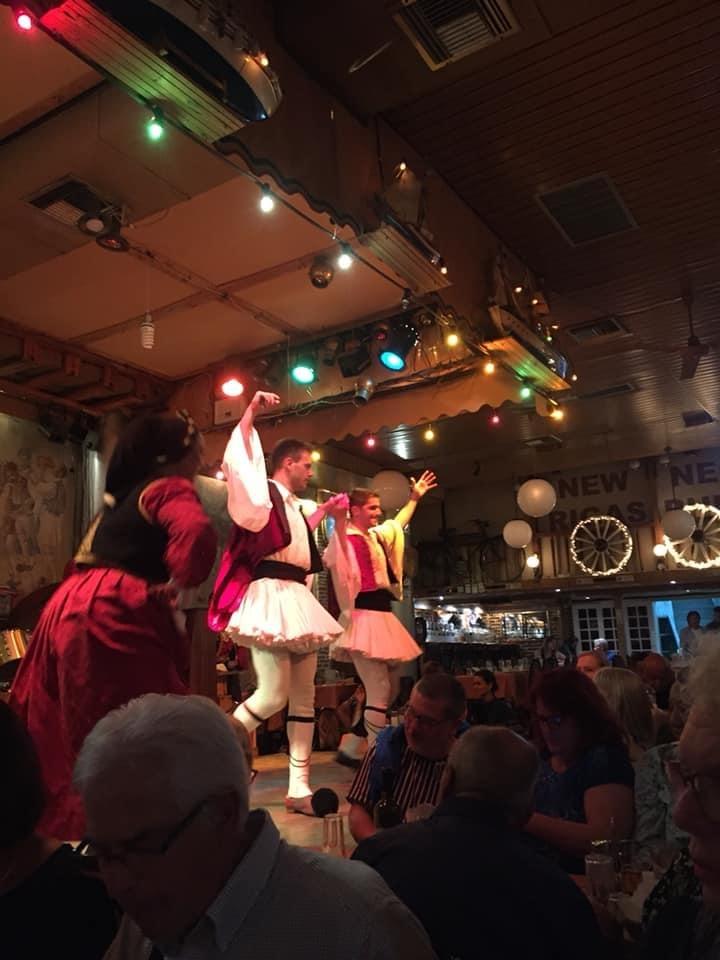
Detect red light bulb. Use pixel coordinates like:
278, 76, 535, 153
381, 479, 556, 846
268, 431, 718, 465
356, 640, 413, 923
490, 412, 500, 426
221, 377, 244, 398
365, 435, 376, 448
16, 11, 33, 30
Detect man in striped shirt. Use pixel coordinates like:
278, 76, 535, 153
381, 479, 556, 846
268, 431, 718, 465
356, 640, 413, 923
347, 673, 466, 843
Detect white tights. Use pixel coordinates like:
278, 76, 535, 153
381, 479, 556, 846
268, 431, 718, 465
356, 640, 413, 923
351, 654, 401, 746
234, 647, 317, 799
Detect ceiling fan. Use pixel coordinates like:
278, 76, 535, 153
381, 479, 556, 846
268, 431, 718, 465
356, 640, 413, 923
677, 290, 713, 380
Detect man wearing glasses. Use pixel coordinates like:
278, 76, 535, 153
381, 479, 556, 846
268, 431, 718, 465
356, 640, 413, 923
77, 694, 435, 960
347, 673, 466, 843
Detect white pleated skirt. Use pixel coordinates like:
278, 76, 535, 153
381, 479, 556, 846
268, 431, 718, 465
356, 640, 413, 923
225, 578, 342, 655
332, 609, 422, 663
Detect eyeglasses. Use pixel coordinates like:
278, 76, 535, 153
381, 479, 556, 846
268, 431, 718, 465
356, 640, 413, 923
405, 704, 449, 729
535, 713, 566, 728
666, 760, 720, 823
80, 796, 208, 866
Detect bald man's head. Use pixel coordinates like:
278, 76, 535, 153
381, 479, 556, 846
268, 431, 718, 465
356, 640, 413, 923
443, 727, 539, 825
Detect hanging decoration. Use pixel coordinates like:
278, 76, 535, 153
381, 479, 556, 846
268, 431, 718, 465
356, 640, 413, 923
664, 505, 720, 570
372, 470, 410, 511
661, 507, 696, 541
516, 478, 557, 518
502, 519, 533, 549
569, 516, 633, 577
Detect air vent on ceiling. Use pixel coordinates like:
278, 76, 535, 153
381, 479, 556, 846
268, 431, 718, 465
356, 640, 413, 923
28, 178, 112, 228
391, 0, 520, 71
566, 315, 628, 343
577, 382, 636, 401
536, 174, 637, 246
524, 435, 563, 449
682, 409, 715, 428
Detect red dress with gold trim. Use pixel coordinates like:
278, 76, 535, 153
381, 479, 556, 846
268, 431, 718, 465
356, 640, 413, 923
10, 477, 217, 840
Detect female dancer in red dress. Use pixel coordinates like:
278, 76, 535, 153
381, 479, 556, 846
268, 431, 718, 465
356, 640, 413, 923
10, 413, 217, 839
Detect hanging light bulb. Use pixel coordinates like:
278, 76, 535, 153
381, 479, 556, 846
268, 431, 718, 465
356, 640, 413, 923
257, 52, 270, 67
365, 435, 377, 449
490, 410, 501, 426
439, 260, 448, 276
571, 373, 578, 382
653, 543, 668, 558
526, 553, 541, 569
514, 285, 523, 294
140, 311, 155, 350
146, 108, 165, 141
446, 330, 460, 348
520, 383, 533, 400
15, 9, 33, 30
424, 425, 435, 441
550, 407, 565, 421
259, 184, 275, 213
311, 450, 321, 462
483, 359, 496, 375
337, 243, 353, 270
401, 288, 412, 310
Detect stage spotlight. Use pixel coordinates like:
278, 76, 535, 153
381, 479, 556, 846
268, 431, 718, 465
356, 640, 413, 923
291, 353, 317, 385
337, 339, 371, 378
379, 318, 418, 372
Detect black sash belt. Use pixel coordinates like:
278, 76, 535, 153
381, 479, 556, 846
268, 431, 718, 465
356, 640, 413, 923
253, 560, 308, 583
356, 589, 394, 612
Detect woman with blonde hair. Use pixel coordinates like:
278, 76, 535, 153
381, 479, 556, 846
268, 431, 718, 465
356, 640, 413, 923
594, 667, 655, 763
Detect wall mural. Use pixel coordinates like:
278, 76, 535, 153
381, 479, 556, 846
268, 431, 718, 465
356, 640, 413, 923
0, 415, 75, 610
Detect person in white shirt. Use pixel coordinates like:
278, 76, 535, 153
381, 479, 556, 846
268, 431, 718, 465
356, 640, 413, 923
79, 694, 436, 960
212, 391, 347, 815
679, 610, 703, 657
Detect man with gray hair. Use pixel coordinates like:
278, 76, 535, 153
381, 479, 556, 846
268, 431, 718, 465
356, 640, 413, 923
74, 694, 436, 960
354, 726, 604, 960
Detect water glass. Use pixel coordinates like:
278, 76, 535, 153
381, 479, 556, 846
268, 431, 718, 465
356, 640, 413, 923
322, 813, 346, 857
585, 852, 617, 904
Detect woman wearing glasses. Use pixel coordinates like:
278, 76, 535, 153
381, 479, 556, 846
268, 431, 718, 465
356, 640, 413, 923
524, 668, 635, 873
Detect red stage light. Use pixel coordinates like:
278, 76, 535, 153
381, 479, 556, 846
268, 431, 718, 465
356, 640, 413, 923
221, 377, 244, 398
16, 10, 33, 30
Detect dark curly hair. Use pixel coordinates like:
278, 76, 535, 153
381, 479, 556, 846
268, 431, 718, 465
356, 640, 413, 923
530, 668, 625, 753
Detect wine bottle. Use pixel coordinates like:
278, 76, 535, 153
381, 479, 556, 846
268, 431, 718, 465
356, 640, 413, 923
373, 768, 403, 829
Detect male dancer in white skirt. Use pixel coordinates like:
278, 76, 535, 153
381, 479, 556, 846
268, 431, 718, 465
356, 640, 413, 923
215, 391, 347, 815
324, 472, 437, 744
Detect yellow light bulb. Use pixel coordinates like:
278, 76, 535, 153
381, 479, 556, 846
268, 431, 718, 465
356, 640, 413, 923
446, 332, 460, 348
550, 407, 565, 421
424, 427, 435, 441
514, 285, 523, 294
311, 450, 321, 462
483, 360, 495, 375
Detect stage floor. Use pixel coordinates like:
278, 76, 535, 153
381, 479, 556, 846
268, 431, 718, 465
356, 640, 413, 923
252, 750, 358, 849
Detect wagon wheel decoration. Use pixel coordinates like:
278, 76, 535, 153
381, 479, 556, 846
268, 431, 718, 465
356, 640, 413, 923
665, 504, 720, 569
570, 515, 633, 577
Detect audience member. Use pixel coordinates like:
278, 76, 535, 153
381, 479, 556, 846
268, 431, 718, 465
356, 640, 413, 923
78, 694, 435, 960
642, 647, 720, 958
635, 652, 675, 711
525, 668, 635, 873
576, 650, 607, 679
347, 673, 466, 843
466, 669, 517, 727
679, 611, 703, 657
595, 667, 655, 763
634, 742, 688, 860
353, 727, 605, 960
0, 702, 117, 960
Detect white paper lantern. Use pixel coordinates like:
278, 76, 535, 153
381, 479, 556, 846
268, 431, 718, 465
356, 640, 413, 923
503, 519, 533, 549
516, 478, 557, 518
662, 508, 696, 541
372, 470, 410, 512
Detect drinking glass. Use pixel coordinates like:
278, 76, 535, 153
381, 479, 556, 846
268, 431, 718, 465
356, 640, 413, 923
322, 813, 346, 857
585, 853, 617, 904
